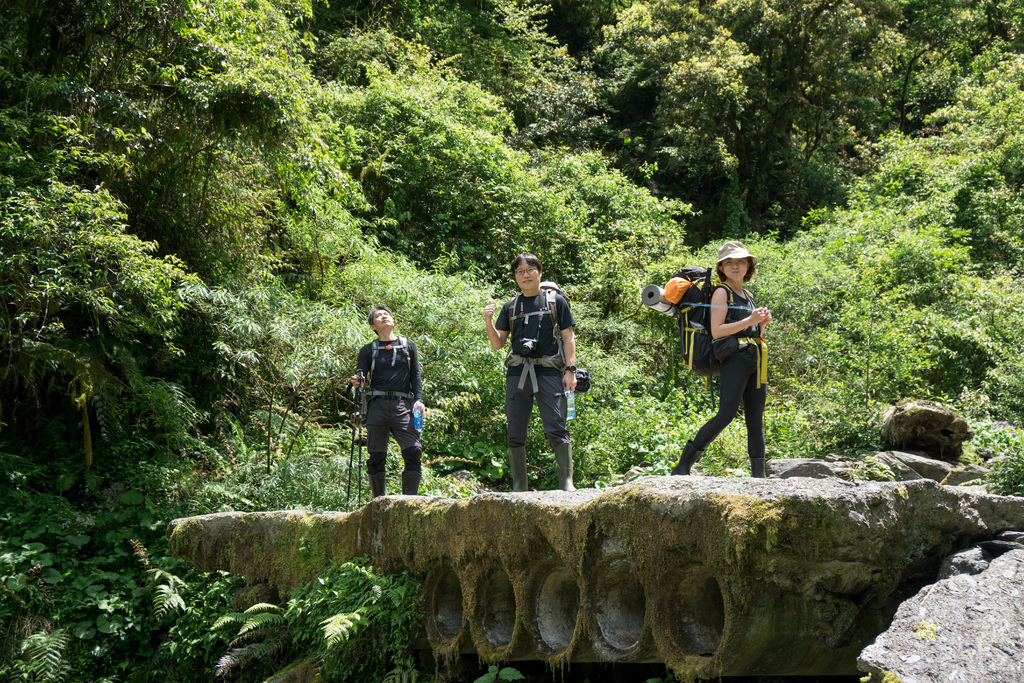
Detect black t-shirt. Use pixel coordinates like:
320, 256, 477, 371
356, 336, 423, 402
495, 290, 575, 376
720, 286, 760, 337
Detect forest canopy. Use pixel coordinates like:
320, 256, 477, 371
2, 0, 1024, 680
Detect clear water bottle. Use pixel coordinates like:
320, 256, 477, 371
565, 390, 576, 420
413, 407, 423, 430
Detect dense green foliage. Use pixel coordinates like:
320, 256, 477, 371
2, 0, 1023, 680
211, 558, 422, 682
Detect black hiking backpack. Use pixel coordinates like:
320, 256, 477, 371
642, 266, 720, 378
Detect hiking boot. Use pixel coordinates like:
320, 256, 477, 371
554, 442, 576, 492
401, 470, 421, 495
509, 446, 528, 492
368, 472, 387, 498
750, 458, 765, 479
670, 441, 703, 476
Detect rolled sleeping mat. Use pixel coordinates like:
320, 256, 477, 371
641, 284, 679, 318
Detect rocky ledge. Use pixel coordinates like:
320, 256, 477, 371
167, 477, 1024, 680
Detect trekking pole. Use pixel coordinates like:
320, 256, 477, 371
344, 373, 365, 510
345, 416, 357, 510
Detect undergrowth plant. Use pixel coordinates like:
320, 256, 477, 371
211, 558, 423, 683
0, 488, 187, 682
976, 423, 1024, 496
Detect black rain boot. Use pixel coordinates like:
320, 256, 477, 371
670, 441, 703, 476
508, 446, 528, 492
401, 470, 421, 495
750, 458, 765, 479
554, 442, 576, 492
369, 472, 387, 498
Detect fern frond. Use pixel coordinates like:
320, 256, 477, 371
237, 611, 285, 636
215, 647, 247, 676
216, 628, 291, 676
21, 628, 69, 682
147, 566, 187, 588
153, 584, 186, 620
213, 612, 247, 631
83, 467, 101, 492
55, 471, 77, 494
320, 612, 362, 648
202, 482, 258, 508
243, 602, 282, 614
383, 668, 418, 683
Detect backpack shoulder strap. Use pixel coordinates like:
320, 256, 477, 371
507, 294, 522, 332
370, 336, 410, 377
544, 287, 559, 331
369, 339, 380, 383
544, 288, 564, 359
397, 336, 410, 370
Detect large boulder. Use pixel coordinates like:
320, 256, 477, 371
168, 478, 1024, 680
880, 400, 974, 462
858, 549, 1024, 682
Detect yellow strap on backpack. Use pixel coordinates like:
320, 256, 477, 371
735, 337, 769, 387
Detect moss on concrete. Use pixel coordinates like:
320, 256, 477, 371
167, 478, 1024, 678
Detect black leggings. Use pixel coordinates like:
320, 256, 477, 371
692, 353, 766, 460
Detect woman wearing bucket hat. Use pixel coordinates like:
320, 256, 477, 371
671, 241, 772, 478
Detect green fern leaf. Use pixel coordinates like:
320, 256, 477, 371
321, 611, 362, 648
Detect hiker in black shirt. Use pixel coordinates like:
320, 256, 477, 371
484, 253, 578, 492
672, 242, 772, 478
351, 306, 425, 497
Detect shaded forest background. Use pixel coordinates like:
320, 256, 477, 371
2, 0, 1024, 680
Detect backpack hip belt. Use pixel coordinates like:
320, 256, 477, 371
728, 337, 768, 387
364, 389, 415, 401
505, 353, 565, 392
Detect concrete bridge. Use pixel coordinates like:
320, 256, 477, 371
166, 477, 1024, 679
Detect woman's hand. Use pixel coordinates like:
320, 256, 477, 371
749, 307, 772, 325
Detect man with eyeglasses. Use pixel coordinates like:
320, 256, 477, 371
484, 253, 578, 491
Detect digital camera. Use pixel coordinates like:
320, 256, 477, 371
517, 337, 538, 355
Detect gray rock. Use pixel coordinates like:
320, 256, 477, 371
766, 458, 837, 479
938, 546, 992, 579
978, 539, 1024, 555
998, 530, 1024, 544
885, 451, 989, 485
859, 549, 1024, 683
881, 400, 975, 461
860, 451, 925, 481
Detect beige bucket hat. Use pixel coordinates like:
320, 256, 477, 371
717, 241, 757, 266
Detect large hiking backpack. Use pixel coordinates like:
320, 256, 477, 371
642, 266, 720, 378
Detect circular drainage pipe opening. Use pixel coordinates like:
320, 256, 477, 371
536, 566, 579, 651
593, 558, 645, 654
430, 568, 464, 641
478, 568, 516, 647
667, 566, 725, 656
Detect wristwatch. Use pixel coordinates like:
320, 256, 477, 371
565, 365, 577, 373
